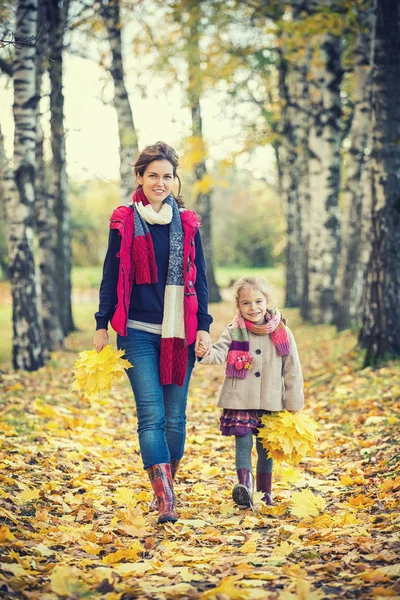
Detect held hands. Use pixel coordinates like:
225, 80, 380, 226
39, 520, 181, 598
195, 341, 208, 358
195, 330, 212, 358
93, 329, 109, 353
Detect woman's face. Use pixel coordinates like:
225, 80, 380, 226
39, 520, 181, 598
238, 286, 267, 325
137, 159, 175, 208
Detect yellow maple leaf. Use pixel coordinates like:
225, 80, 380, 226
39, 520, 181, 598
114, 487, 137, 507
16, 487, 40, 504
200, 575, 251, 599
102, 542, 143, 565
258, 411, 319, 464
71, 345, 132, 400
50, 565, 89, 596
279, 579, 324, 599
347, 494, 374, 509
289, 489, 326, 518
0, 526, 15, 542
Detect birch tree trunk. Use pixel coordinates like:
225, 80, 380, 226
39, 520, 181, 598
35, 4, 64, 351
305, 24, 343, 324
0, 126, 15, 279
335, 2, 373, 330
278, 50, 302, 308
187, 6, 221, 303
46, 0, 74, 336
359, 0, 400, 364
11, 0, 44, 370
278, 14, 311, 308
100, 0, 138, 203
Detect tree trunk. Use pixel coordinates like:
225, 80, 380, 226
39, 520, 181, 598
0, 126, 15, 280
277, 15, 311, 309
35, 3, 64, 352
305, 25, 343, 324
11, 0, 44, 370
100, 0, 138, 203
335, 2, 373, 330
359, 0, 400, 364
46, 0, 74, 336
187, 8, 221, 303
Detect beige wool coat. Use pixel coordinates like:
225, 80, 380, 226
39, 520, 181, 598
200, 325, 304, 411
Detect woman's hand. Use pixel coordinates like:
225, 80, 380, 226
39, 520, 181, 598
195, 330, 212, 357
93, 329, 109, 353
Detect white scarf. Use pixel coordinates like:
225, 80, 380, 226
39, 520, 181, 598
134, 200, 172, 225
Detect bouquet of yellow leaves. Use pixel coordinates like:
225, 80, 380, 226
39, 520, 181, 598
258, 411, 319, 464
72, 345, 132, 400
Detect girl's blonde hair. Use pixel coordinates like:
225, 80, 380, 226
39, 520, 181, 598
233, 276, 273, 311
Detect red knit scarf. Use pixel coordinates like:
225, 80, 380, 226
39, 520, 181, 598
132, 188, 187, 386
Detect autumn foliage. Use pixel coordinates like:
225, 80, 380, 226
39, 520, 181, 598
0, 302, 399, 599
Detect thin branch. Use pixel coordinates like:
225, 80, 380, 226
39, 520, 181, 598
0, 25, 54, 61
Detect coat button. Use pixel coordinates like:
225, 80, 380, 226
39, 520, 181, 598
255, 349, 261, 354
255, 372, 260, 377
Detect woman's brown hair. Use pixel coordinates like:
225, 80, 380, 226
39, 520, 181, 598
133, 141, 184, 207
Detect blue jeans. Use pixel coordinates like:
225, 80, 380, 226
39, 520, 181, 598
117, 328, 195, 470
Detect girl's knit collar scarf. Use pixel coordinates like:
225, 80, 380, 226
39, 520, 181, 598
131, 187, 187, 387
226, 311, 291, 379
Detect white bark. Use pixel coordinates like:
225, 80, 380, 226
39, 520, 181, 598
306, 29, 342, 324
100, 0, 138, 204
0, 126, 16, 277
11, 0, 44, 370
34, 6, 64, 352
46, 0, 74, 336
278, 27, 311, 308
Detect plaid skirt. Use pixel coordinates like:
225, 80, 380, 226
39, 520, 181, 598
220, 409, 270, 436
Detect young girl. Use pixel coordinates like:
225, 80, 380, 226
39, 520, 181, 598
196, 276, 304, 508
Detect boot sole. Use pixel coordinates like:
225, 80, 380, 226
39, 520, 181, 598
232, 484, 252, 507
158, 515, 178, 524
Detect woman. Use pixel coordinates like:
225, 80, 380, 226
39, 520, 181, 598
93, 141, 212, 523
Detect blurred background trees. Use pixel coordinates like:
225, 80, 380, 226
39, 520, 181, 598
0, 0, 399, 370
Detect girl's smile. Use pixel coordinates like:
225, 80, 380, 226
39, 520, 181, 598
238, 286, 268, 325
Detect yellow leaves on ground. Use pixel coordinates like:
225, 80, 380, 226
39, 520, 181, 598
0, 525, 15, 542
279, 578, 325, 599
1, 301, 400, 599
101, 542, 144, 565
258, 410, 319, 463
347, 494, 375, 509
71, 344, 132, 399
50, 564, 90, 596
289, 488, 327, 519
15, 486, 41, 504
200, 575, 252, 599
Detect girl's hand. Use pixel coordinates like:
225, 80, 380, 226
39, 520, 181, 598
93, 329, 109, 353
195, 341, 207, 357
195, 330, 212, 357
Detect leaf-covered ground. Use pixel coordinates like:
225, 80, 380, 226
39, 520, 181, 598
0, 300, 399, 599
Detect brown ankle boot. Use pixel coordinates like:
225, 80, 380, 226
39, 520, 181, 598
232, 468, 254, 508
149, 459, 181, 512
256, 471, 274, 505
146, 463, 178, 523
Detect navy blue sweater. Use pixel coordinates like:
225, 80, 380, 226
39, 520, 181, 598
95, 223, 213, 332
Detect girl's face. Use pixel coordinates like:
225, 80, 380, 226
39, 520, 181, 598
136, 159, 175, 209
238, 286, 268, 325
